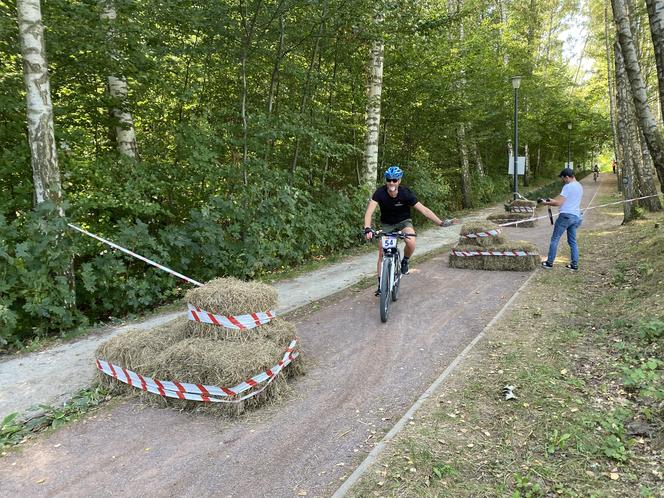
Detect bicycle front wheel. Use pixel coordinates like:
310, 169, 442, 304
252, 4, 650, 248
391, 254, 401, 302
379, 258, 391, 323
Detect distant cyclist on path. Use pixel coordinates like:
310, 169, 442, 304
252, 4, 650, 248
363, 165, 458, 295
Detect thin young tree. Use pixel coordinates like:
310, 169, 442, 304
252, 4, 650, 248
100, 0, 138, 159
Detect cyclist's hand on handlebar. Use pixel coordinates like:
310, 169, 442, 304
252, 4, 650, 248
364, 227, 374, 240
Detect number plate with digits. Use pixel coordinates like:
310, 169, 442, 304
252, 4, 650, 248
382, 236, 397, 249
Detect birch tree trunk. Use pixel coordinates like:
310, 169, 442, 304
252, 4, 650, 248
100, 1, 138, 159
17, 0, 63, 210
612, 0, 664, 190
615, 42, 639, 222
645, 0, 664, 122
472, 138, 485, 177
605, 0, 620, 166
362, 11, 384, 187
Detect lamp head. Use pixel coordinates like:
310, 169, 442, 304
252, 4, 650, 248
567, 122, 572, 130
511, 76, 522, 89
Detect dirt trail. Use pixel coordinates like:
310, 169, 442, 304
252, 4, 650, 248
0, 176, 612, 498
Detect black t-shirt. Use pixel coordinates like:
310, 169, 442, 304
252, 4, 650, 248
371, 185, 418, 224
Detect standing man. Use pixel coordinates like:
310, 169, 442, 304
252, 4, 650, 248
540, 168, 583, 271
364, 165, 457, 295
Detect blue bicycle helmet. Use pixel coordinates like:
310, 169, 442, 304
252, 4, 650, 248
384, 165, 403, 180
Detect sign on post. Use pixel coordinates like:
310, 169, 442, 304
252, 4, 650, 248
508, 156, 526, 175
565, 162, 574, 169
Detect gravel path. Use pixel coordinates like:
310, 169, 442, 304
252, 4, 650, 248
0, 176, 610, 498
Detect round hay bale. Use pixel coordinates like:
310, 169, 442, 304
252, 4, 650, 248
94, 316, 189, 392
457, 220, 506, 248
185, 277, 278, 317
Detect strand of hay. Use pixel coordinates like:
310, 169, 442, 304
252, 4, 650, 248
457, 221, 506, 248
185, 277, 278, 317
448, 241, 540, 271
487, 212, 537, 228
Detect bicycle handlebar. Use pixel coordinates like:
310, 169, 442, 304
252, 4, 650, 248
365, 228, 417, 239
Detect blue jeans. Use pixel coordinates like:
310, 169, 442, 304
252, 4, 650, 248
546, 213, 582, 266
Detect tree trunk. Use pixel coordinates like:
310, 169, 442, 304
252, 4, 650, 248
645, 0, 664, 124
523, 143, 530, 187
362, 12, 384, 187
612, 0, 664, 190
457, 124, 472, 208
100, 1, 138, 159
605, 0, 621, 171
471, 137, 485, 177
615, 42, 639, 222
18, 0, 63, 210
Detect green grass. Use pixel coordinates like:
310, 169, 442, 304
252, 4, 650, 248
351, 206, 663, 497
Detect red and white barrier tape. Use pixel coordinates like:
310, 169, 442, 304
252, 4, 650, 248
460, 229, 501, 239
187, 303, 276, 329
451, 250, 538, 257
96, 340, 298, 403
68, 223, 203, 287
498, 192, 664, 228
509, 206, 534, 213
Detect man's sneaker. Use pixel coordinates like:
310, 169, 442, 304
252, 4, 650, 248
541, 261, 553, 269
374, 287, 381, 296
565, 264, 579, 271
401, 259, 409, 275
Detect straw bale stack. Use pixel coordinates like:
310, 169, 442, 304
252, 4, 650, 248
457, 221, 506, 248
448, 241, 540, 271
94, 278, 302, 417
487, 211, 536, 228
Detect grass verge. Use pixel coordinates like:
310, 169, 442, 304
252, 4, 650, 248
351, 207, 663, 497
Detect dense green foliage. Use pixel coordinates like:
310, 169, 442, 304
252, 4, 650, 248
0, 0, 611, 346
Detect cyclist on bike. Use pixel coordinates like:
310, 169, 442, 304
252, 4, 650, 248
363, 165, 458, 294
593, 164, 599, 181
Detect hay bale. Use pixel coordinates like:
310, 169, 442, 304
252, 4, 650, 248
186, 316, 296, 343
487, 212, 536, 228
457, 220, 506, 247
185, 277, 278, 317
141, 333, 303, 416
94, 316, 190, 392
94, 314, 303, 416
448, 241, 540, 272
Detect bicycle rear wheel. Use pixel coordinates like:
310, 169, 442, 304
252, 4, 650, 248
379, 258, 391, 323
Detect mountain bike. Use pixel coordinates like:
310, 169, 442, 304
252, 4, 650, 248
368, 229, 416, 323
593, 170, 599, 182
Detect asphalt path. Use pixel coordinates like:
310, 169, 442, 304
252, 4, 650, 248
0, 175, 607, 497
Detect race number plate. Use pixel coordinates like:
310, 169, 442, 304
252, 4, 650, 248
382, 236, 397, 249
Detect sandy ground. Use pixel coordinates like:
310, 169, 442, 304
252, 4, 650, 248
0, 175, 609, 497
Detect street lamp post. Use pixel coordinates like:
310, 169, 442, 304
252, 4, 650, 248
567, 122, 572, 167
512, 76, 521, 200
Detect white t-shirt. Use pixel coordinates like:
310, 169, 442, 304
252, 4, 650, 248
559, 181, 583, 216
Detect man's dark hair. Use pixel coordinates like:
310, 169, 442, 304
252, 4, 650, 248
559, 167, 575, 178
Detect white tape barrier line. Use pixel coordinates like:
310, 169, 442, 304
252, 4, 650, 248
509, 206, 534, 213
498, 192, 664, 228
451, 250, 538, 257
68, 223, 203, 287
187, 304, 276, 330
97, 340, 298, 403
